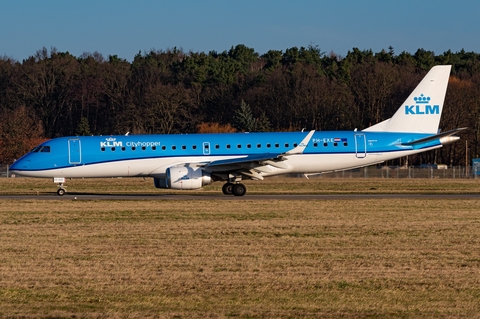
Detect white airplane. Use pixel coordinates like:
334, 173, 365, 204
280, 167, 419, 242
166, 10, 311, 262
10, 65, 464, 196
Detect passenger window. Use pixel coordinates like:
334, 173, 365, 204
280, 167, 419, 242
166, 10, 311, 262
285, 143, 289, 148
192, 145, 197, 150
257, 144, 261, 148
333, 142, 338, 147
132, 147, 136, 151
101, 147, 105, 152
182, 145, 186, 150
275, 143, 279, 148
111, 147, 116, 151
172, 146, 176, 150
237, 144, 241, 149
152, 146, 156, 151
247, 144, 251, 148
343, 142, 348, 147
294, 143, 297, 147
142, 146, 146, 151
122, 147, 126, 151
226, 144, 231, 149
313, 143, 318, 147
323, 143, 328, 147
215, 144, 220, 149
162, 146, 166, 150
266, 143, 271, 148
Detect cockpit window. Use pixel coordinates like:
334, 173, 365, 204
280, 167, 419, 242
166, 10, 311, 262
31, 146, 42, 153
31, 145, 51, 153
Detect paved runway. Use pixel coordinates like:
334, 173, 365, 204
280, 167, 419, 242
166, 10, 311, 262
1, 193, 480, 200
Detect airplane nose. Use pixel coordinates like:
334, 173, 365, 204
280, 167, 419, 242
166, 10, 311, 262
9, 159, 29, 172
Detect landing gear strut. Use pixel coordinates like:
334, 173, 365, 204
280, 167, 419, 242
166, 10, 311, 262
222, 182, 246, 196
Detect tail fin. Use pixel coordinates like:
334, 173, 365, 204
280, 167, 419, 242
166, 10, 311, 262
363, 65, 451, 134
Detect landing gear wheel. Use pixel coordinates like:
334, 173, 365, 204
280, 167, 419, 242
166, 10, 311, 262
57, 188, 66, 196
222, 183, 234, 195
232, 183, 247, 197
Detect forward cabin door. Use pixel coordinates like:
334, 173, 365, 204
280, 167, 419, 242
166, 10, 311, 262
355, 134, 366, 158
68, 139, 82, 164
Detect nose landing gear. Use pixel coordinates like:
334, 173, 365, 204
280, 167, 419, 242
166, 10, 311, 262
54, 177, 67, 196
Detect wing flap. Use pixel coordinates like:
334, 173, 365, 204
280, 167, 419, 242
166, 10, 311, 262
205, 153, 282, 168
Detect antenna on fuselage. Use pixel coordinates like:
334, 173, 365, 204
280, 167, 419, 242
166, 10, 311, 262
125, 131, 130, 136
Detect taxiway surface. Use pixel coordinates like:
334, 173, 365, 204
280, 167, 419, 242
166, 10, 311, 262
1, 193, 480, 200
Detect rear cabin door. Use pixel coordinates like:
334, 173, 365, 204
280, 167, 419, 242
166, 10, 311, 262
68, 139, 82, 164
355, 134, 366, 158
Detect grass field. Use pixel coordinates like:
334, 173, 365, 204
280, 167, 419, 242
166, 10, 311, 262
1, 178, 480, 318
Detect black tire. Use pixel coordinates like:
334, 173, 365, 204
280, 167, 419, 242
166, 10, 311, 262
57, 188, 66, 196
232, 183, 247, 196
222, 183, 233, 195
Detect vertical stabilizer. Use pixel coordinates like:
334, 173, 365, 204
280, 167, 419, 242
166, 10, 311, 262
363, 65, 451, 133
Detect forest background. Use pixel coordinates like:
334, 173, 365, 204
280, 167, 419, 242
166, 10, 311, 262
0, 44, 479, 166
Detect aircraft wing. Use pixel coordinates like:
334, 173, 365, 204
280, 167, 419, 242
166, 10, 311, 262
201, 130, 315, 180
205, 153, 283, 168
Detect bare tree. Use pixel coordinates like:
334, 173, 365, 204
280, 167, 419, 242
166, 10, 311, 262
0, 106, 45, 164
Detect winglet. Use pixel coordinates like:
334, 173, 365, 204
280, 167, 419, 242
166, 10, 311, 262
284, 130, 315, 155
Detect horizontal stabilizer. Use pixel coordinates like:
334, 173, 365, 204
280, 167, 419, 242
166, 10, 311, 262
401, 127, 467, 146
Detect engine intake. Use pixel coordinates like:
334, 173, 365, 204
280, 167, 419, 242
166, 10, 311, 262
154, 166, 212, 190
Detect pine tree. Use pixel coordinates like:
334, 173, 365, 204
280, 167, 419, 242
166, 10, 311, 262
75, 117, 92, 136
233, 100, 256, 132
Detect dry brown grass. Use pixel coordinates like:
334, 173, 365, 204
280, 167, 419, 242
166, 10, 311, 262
1, 198, 480, 318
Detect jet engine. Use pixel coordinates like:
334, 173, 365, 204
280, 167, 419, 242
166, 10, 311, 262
154, 166, 212, 190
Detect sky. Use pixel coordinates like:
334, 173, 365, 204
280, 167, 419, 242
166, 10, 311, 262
1, 0, 479, 62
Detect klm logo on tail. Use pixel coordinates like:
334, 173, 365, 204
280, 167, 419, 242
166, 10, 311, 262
405, 94, 439, 115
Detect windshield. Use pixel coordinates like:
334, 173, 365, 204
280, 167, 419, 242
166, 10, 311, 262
31, 145, 51, 153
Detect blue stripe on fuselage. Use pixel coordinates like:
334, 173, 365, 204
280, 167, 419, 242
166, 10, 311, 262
9, 131, 438, 172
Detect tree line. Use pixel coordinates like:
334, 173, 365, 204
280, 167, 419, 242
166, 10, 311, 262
1, 45, 479, 166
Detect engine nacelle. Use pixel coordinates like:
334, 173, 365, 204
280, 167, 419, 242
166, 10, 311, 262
154, 166, 212, 190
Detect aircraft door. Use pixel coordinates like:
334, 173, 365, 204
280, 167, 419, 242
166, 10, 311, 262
68, 139, 82, 164
203, 142, 210, 155
355, 134, 366, 158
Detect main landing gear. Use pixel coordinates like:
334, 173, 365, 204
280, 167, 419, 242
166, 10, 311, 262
222, 182, 247, 196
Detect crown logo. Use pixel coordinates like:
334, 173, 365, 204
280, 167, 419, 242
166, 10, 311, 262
414, 94, 430, 104
106, 137, 116, 142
